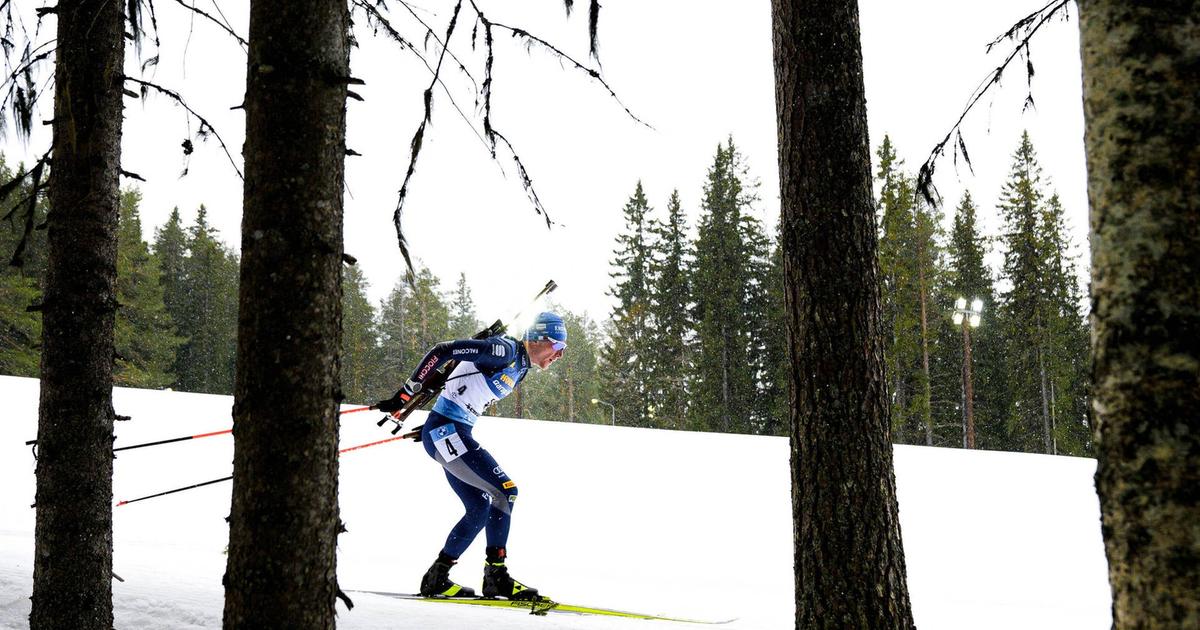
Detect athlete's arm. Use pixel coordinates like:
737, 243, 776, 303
408, 337, 516, 385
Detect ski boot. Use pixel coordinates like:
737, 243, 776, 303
420, 553, 477, 598
482, 546, 540, 601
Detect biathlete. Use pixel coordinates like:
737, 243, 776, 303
375, 312, 567, 600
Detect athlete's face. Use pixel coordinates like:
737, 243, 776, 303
526, 339, 565, 369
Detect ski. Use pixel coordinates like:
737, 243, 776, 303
348, 590, 736, 624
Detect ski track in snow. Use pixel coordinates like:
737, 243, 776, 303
0, 376, 1111, 629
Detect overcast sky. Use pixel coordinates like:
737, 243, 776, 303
3, 0, 1087, 324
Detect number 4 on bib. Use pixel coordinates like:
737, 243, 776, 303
431, 424, 467, 463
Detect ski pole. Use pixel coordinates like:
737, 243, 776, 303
24, 405, 377, 456
113, 431, 413, 507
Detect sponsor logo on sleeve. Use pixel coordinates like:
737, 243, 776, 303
502, 481, 516, 490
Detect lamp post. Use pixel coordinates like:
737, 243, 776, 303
590, 398, 615, 426
953, 297, 983, 448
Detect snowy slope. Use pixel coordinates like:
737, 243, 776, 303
0, 375, 1111, 629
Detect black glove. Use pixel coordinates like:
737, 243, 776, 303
375, 379, 422, 413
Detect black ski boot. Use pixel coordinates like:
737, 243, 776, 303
420, 553, 476, 598
481, 546, 540, 601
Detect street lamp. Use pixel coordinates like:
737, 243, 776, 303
953, 297, 983, 448
590, 398, 615, 426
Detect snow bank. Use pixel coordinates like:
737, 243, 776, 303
0, 375, 1110, 628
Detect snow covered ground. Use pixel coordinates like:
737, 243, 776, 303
0, 375, 1111, 629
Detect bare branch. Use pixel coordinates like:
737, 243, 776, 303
123, 76, 244, 179
2, 152, 48, 268
916, 0, 1070, 207
389, 0, 481, 95
485, 18, 648, 129
491, 128, 553, 229
172, 0, 248, 49
392, 0, 463, 283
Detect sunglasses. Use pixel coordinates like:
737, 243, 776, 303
550, 340, 567, 352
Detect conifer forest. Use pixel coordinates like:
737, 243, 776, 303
1, 129, 1091, 455
1, 0, 1195, 628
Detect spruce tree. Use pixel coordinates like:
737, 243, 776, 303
995, 132, 1088, 454
1039, 194, 1091, 455
448, 272, 481, 339
153, 207, 188, 325
875, 136, 922, 444
943, 191, 1006, 449
340, 264, 382, 404
114, 190, 182, 388
599, 181, 655, 427
761, 233, 789, 436
740, 205, 777, 434
645, 190, 692, 429
690, 140, 757, 433
375, 266, 450, 393
175, 207, 239, 394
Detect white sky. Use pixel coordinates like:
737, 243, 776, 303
3, 0, 1087, 323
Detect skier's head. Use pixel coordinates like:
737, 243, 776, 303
523, 311, 567, 369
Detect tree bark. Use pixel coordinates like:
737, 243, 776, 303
222, 0, 349, 627
770, 1, 915, 627
918, 261, 932, 446
30, 1, 125, 627
1080, 1, 1200, 626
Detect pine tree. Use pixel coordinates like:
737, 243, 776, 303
995, 132, 1088, 454
375, 266, 450, 394
645, 190, 691, 429
771, 0, 916, 621
448, 272, 480, 339
30, 0, 127, 623
340, 264, 382, 404
599, 181, 655, 427
690, 140, 758, 434
153, 208, 188, 329
942, 191, 1006, 449
761, 233, 789, 436
740, 205, 778, 434
875, 136, 923, 444
114, 190, 182, 388
1039, 193, 1091, 455
174, 207, 239, 394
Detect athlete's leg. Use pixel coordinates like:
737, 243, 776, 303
439, 470, 490, 558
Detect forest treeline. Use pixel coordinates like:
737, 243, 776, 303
0, 131, 1089, 455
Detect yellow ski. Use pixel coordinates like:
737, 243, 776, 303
349, 590, 735, 624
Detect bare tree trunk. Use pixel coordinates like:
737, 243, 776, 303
918, 262, 932, 446
30, 1, 125, 627
222, 0, 349, 627
771, 0, 915, 627
1080, 1, 1200, 626
721, 337, 730, 432
1038, 341, 1052, 454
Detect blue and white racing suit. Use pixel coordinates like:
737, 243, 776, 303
405, 335, 530, 559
